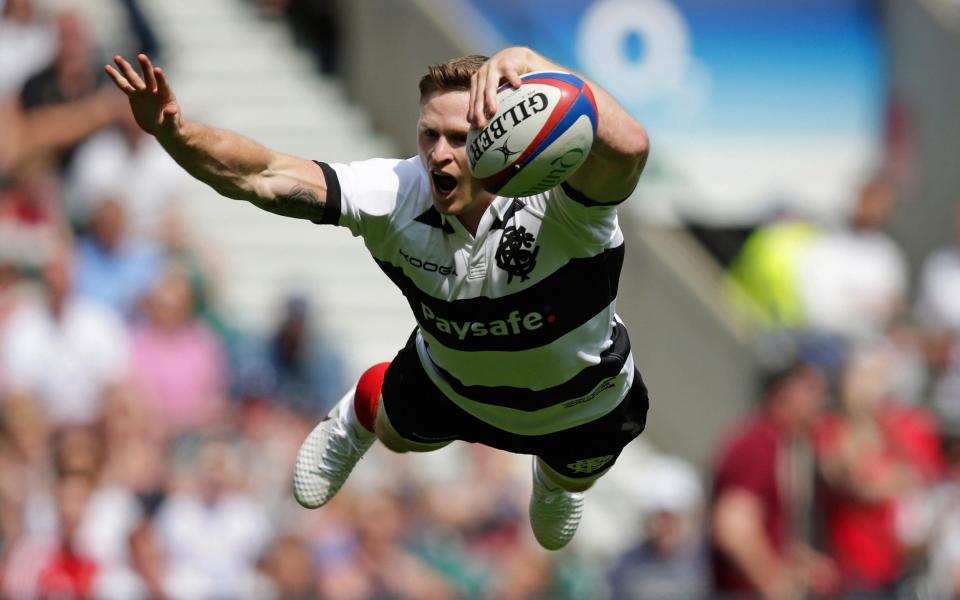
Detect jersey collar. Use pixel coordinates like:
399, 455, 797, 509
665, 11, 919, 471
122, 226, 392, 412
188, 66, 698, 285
419, 196, 526, 240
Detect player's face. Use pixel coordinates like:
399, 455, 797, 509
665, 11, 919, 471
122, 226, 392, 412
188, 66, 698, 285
418, 90, 493, 222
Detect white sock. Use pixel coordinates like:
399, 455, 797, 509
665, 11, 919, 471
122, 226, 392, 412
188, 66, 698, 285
332, 386, 374, 440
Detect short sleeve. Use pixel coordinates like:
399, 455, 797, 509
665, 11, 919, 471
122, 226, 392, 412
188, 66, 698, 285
533, 182, 622, 247
713, 428, 778, 498
559, 181, 630, 209
316, 157, 423, 242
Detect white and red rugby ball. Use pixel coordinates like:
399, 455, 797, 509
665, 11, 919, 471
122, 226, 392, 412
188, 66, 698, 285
467, 71, 597, 197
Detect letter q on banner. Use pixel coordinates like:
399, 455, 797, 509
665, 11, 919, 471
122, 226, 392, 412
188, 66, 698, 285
577, 0, 692, 104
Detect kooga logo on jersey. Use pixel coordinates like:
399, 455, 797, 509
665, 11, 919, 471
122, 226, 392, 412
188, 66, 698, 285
420, 302, 548, 340
399, 248, 456, 275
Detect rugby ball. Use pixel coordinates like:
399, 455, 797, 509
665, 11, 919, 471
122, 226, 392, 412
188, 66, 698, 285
467, 71, 597, 197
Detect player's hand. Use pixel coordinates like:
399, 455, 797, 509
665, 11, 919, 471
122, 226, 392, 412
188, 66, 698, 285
469, 47, 552, 129
105, 54, 181, 138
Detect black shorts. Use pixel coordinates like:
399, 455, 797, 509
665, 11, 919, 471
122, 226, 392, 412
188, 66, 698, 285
380, 330, 650, 480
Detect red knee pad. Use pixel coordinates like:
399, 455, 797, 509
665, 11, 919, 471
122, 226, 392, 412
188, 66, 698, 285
354, 362, 389, 433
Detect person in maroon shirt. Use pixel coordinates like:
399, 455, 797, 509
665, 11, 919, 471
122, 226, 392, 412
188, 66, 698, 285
711, 361, 839, 599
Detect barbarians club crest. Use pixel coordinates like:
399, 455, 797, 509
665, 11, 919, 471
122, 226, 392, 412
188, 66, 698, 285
495, 224, 539, 283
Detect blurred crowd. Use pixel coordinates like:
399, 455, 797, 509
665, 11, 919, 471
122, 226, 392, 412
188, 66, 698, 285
714, 175, 960, 599
3, 1, 960, 600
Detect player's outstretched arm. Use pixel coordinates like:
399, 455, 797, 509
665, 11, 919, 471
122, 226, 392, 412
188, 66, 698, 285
105, 54, 328, 221
469, 47, 649, 203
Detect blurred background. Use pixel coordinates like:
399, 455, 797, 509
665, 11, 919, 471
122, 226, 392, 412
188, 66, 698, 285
1, 0, 959, 598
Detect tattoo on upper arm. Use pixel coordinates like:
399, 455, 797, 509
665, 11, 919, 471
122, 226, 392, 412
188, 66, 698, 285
266, 185, 325, 221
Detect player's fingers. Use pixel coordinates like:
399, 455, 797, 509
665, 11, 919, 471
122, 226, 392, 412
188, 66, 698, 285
503, 65, 523, 89
139, 54, 157, 92
154, 67, 173, 98
483, 67, 500, 119
104, 65, 136, 94
114, 55, 145, 90
473, 68, 489, 127
468, 73, 480, 127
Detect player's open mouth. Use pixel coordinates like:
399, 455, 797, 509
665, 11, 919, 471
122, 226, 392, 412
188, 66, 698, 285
431, 171, 458, 196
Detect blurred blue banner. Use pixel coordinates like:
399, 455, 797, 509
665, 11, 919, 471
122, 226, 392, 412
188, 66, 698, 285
466, 0, 885, 223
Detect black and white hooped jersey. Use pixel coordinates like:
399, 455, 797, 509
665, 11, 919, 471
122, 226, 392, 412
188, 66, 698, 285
314, 157, 634, 436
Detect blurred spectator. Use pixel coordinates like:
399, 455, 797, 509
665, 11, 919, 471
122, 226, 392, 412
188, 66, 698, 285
915, 205, 960, 424
0, 472, 101, 599
710, 360, 839, 600
20, 10, 104, 111
607, 456, 708, 600
409, 446, 530, 597
4, 423, 143, 599
931, 337, 960, 436
350, 446, 602, 599
813, 343, 944, 596
0, 2, 150, 178
0, 394, 51, 548
1, 242, 130, 425
256, 533, 318, 599
413, 445, 526, 551
99, 385, 168, 497
152, 199, 235, 360
485, 544, 562, 600
917, 443, 960, 599
0, 89, 121, 178
796, 176, 908, 344
99, 386, 172, 599
916, 204, 960, 333
230, 394, 314, 516
3, 424, 153, 599
72, 194, 164, 318
153, 436, 272, 599
0, 153, 68, 271
313, 489, 459, 600
1, 0, 139, 177
130, 265, 227, 437
0, 0, 56, 96
882, 321, 930, 408
724, 216, 821, 331
63, 108, 186, 239
18, 8, 113, 174
55, 426, 150, 599
264, 294, 345, 415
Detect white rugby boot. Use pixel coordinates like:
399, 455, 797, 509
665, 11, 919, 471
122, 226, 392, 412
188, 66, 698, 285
529, 459, 584, 551
293, 390, 375, 508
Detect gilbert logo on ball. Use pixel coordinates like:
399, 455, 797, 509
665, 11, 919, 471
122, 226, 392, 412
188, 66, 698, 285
467, 71, 597, 198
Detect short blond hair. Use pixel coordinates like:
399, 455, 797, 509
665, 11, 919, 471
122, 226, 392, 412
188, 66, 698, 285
418, 55, 489, 100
